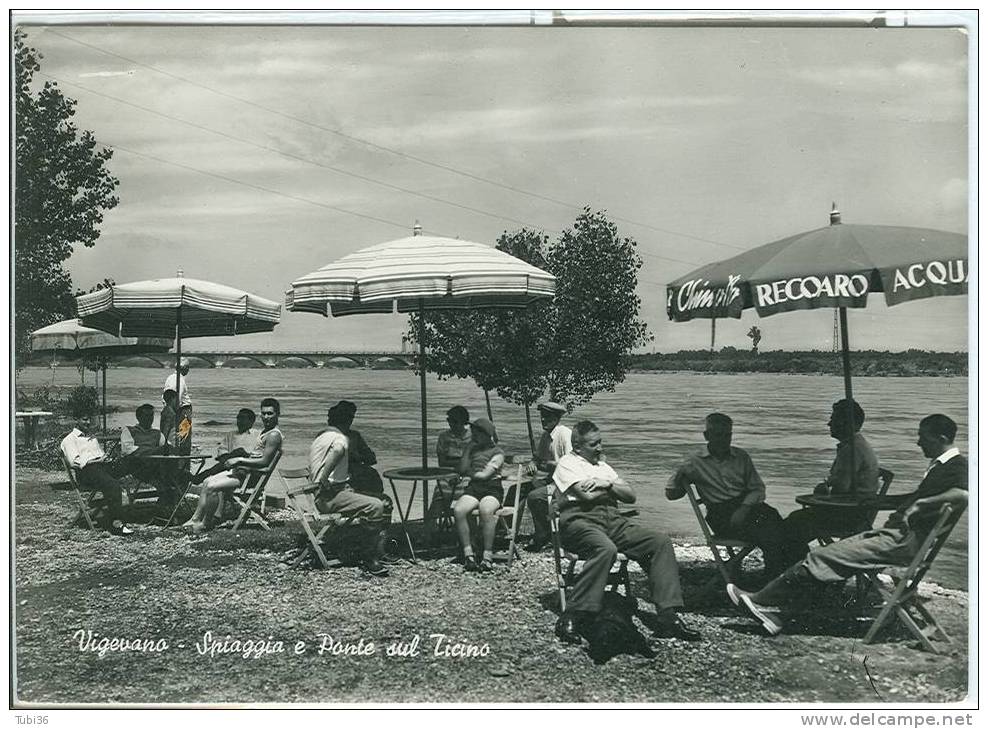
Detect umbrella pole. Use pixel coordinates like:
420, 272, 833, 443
175, 308, 183, 444
838, 306, 857, 490
418, 299, 428, 472
102, 362, 108, 433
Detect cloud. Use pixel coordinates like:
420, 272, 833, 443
791, 58, 965, 88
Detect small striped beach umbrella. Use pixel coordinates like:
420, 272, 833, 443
77, 277, 281, 433
286, 229, 556, 470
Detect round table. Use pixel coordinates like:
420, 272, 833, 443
137, 454, 210, 526
795, 493, 906, 510
383, 467, 458, 562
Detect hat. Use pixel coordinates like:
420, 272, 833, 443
179, 357, 191, 368
470, 417, 498, 441
537, 401, 567, 415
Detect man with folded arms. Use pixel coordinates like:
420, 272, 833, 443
666, 412, 802, 578
553, 419, 700, 644
61, 413, 132, 535
728, 414, 967, 636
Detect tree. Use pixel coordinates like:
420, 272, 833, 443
408, 209, 650, 451
747, 325, 762, 354
14, 30, 120, 362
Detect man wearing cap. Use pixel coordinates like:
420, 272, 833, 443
524, 401, 572, 552
308, 402, 390, 577
554, 419, 700, 644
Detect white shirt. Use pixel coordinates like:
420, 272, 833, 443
163, 373, 191, 407
537, 423, 573, 466
926, 446, 961, 476
308, 427, 349, 486
553, 452, 621, 503
60, 428, 107, 469
218, 428, 260, 458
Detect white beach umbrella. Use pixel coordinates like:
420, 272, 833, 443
286, 232, 556, 471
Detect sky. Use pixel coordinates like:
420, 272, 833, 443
15, 15, 971, 354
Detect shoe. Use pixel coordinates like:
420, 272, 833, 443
554, 615, 583, 645
378, 553, 402, 565
652, 615, 702, 642
362, 560, 389, 578
463, 557, 479, 572
109, 521, 134, 536
738, 592, 784, 636
477, 559, 494, 573
524, 539, 549, 553
726, 583, 742, 607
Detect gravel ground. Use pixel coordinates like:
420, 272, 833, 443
13, 466, 970, 705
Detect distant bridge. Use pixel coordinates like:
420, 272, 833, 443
122, 349, 419, 369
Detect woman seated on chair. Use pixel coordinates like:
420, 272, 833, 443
183, 398, 283, 534
452, 418, 505, 573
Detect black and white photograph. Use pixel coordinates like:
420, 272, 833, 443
10, 9, 974, 712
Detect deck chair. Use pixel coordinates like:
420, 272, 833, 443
685, 483, 757, 589
469, 455, 530, 568
550, 504, 635, 613
860, 503, 966, 653
58, 452, 98, 531
279, 466, 376, 569
230, 450, 282, 531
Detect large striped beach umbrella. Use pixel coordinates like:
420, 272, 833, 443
30, 318, 173, 431
77, 276, 282, 439
286, 229, 557, 470
667, 206, 968, 479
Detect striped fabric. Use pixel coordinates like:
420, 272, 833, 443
285, 235, 556, 316
76, 277, 282, 339
30, 319, 173, 353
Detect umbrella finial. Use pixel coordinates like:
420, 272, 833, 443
412, 221, 423, 237
176, 268, 185, 278
830, 203, 841, 226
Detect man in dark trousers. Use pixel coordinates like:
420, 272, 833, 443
60, 413, 132, 535
553, 419, 700, 644
728, 414, 968, 636
666, 412, 803, 578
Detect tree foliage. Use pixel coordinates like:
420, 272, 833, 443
14, 30, 120, 362
408, 208, 651, 431
747, 325, 762, 354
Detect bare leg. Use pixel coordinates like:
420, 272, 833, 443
478, 495, 501, 559
453, 494, 480, 556
185, 472, 240, 531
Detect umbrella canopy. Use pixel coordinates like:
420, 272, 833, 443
31, 318, 173, 355
76, 277, 282, 338
286, 233, 557, 472
286, 235, 557, 316
667, 220, 967, 322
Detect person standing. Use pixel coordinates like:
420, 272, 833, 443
163, 357, 193, 457
524, 401, 572, 552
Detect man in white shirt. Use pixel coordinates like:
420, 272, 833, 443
524, 401, 572, 552
60, 414, 132, 535
163, 357, 192, 457
308, 403, 389, 577
553, 419, 699, 644
190, 408, 259, 486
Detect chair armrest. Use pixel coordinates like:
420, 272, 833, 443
618, 508, 640, 518
287, 483, 321, 497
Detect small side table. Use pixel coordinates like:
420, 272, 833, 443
383, 466, 458, 562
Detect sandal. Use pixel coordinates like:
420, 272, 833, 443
477, 559, 494, 573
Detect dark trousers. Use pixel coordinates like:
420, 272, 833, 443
526, 486, 551, 543
784, 506, 873, 558
559, 504, 684, 614
77, 463, 124, 526
705, 499, 800, 578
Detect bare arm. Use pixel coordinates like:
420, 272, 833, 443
312, 440, 346, 486
665, 463, 691, 501
472, 453, 505, 481
229, 431, 282, 470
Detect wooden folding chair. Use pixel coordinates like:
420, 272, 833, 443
549, 504, 635, 613
58, 452, 98, 531
685, 483, 757, 589
860, 503, 966, 653
230, 450, 282, 531
467, 455, 530, 568
816, 467, 896, 547
279, 466, 371, 569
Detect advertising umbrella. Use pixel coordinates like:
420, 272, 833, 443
30, 318, 173, 431
285, 229, 557, 471
76, 277, 282, 443
666, 207, 968, 474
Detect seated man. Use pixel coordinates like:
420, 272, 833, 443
182, 398, 283, 534
60, 414, 133, 535
666, 412, 802, 578
524, 401, 572, 552
118, 403, 172, 493
309, 404, 390, 577
329, 400, 386, 498
783, 399, 881, 554
729, 414, 968, 636
190, 407, 259, 485
554, 419, 700, 644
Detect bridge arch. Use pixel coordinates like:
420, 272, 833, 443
276, 355, 319, 368
370, 356, 412, 369
220, 356, 270, 369
324, 356, 363, 368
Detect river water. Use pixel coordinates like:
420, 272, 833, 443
16, 366, 971, 589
